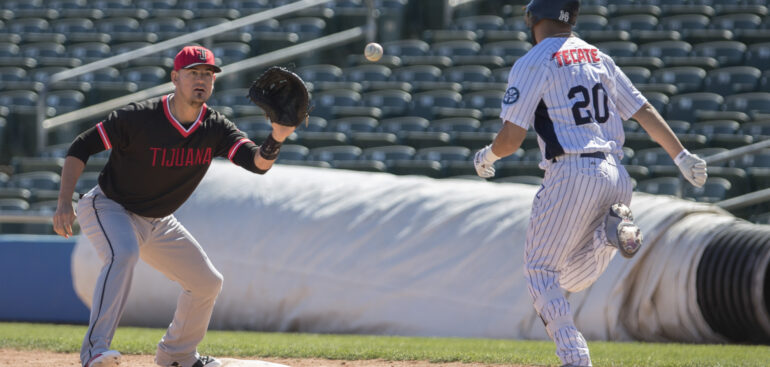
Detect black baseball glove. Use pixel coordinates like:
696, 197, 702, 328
248, 66, 310, 127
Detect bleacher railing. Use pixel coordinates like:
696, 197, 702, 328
36, 0, 368, 151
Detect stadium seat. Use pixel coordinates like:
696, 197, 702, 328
8, 171, 61, 190
595, 41, 639, 57
451, 15, 504, 32
683, 177, 732, 202
401, 131, 451, 149
725, 93, 770, 114
68, 42, 112, 64
711, 13, 762, 30
361, 145, 415, 162
281, 17, 326, 40
741, 120, 770, 138
422, 29, 478, 44
295, 131, 347, 149
429, 117, 480, 133
451, 131, 496, 150
609, 14, 659, 31
622, 66, 651, 84
6, 17, 49, 33
308, 145, 362, 163
311, 89, 362, 119
637, 40, 692, 58
442, 65, 492, 84
658, 14, 710, 31
122, 66, 167, 90
432, 40, 481, 57
378, 116, 429, 133
382, 39, 430, 56
51, 17, 95, 33
361, 89, 411, 118
209, 42, 251, 64
414, 146, 470, 163
703, 66, 762, 96
650, 66, 705, 93
495, 162, 542, 178
349, 132, 398, 148
624, 165, 650, 182
142, 17, 187, 39
480, 40, 532, 64
632, 147, 673, 166
676, 133, 708, 150
707, 133, 753, 149
0, 198, 30, 211
659, 4, 715, 17
692, 41, 748, 67
642, 91, 670, 116
387, 159, 443, 178
46, 90, 86, 115
297, 64, 344, 82
636, 177, 682, 197
748, 167, 770, 191
274, 144, 309, 162
391, 65, 442, 85
690, 120, 741, 135
609, 4, 661, 17
666, 93, 724, 121
666, 120, 691, 134
326, 116, 378, 133
744, 43, 770, 70
410, 90, 463, 119
574, 15, 608, 31
0, 188, 32, 201
624, 132, 657, 151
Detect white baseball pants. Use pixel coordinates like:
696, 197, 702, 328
77, 185, 223, 367
525, 153, 633, 367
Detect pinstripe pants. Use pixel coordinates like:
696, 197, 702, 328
77, 186, 223, 367
525, 153, 632, 367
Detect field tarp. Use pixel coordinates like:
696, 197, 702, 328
71, 161, 731, 342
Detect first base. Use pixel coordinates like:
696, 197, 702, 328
219, 358, 290, 367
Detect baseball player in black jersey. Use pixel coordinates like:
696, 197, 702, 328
53, 46, 296, 367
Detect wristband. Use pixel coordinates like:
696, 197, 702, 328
481, 145, 501, 164
259, 133, 282, 160
674, 149, 690, 166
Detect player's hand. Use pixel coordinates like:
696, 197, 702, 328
53, 201, 76, 238
674, 149, 707, 187
474, 145, 499, 178
270, 122, 296, 142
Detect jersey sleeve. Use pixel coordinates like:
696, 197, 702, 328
499, 55, 550, 130
609, 57, 648, 120
216, 117, 261, 172
66, 106, 132, 163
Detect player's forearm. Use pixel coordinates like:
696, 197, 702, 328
633, 103, 685, 159
59, 156, 86, 205
254, 154, 275, 171
491, 121, 528, 158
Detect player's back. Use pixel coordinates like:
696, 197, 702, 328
502, 36, 646, 160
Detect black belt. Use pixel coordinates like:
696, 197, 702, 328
551, 151, 606, 162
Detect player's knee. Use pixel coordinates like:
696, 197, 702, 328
198, 269, 224, 296
111, 247, 139, 268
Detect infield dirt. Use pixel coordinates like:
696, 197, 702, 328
0, 349, 535, 367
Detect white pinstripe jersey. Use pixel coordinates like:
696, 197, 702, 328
500, 36, 647, 163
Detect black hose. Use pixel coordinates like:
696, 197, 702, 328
697, 222, 770, 344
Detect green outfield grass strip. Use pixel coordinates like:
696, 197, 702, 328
0, 322, 768, 366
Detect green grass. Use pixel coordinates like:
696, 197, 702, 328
1, 322, 768, 366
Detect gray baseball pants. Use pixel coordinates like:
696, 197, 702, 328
77, 185, 223, 367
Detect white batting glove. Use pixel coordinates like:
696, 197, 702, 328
674, 149, 708, 188
474, 145, 500, 178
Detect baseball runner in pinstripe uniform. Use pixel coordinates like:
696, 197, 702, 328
52, 46, 296, 367
473, 1, 708, 366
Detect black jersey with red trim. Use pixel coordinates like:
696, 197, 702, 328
67, 94, 260, 218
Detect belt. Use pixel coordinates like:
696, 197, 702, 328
551, 151, 606, 162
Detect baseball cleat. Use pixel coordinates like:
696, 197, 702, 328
605, 203, 643, 258
172, 356, 222, 367
85, 350, 121, 367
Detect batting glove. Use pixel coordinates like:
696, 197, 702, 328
674, 149, 708, 187
474, 145, 500, 178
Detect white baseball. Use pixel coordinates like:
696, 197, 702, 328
364, 42, 383, 62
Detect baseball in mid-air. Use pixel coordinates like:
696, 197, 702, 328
364, 42, 383, 62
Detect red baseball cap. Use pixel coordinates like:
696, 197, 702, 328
173, 46, 222, 73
